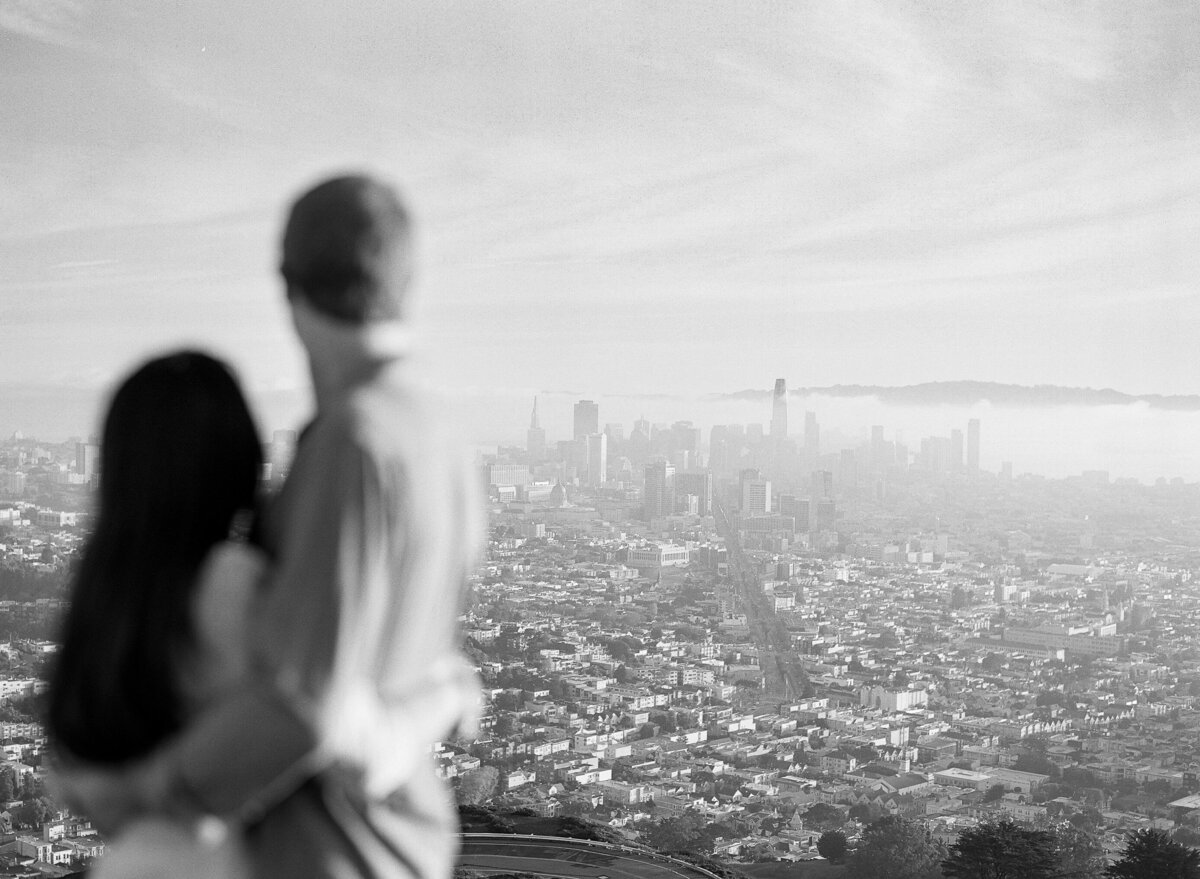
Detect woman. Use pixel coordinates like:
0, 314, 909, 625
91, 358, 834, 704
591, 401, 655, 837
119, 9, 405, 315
49, 350, 265, 877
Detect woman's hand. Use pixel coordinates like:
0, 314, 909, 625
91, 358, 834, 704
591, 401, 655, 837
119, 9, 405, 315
52, 763, 141, 835
50, 753, 174, 836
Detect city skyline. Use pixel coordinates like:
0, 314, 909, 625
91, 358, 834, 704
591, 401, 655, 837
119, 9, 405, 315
6, 376, 1200, 484
3, 2, 1200, 427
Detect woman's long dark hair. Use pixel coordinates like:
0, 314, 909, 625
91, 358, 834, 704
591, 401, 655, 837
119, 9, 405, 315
48, 351, 262, 763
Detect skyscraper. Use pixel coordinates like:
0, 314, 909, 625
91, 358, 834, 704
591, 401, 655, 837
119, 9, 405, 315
627, 424, 650, 464
770, 378, 787, 443
740, 468, 771, 514
777, 494, 810, 532
582, 432, 607, 487
675, 470, 713, 517
644, 459, 676, 519
967, 418, 980, 471
708, 425, 733, 476
75, 441, 99, 483
526, 397, 546, 463
870, 425, 886, 470
841, 448, 859, 490
950, 429, 964, 473
815, 498, 836, 530
804, 411, 819, 462
574, 400, 599, 440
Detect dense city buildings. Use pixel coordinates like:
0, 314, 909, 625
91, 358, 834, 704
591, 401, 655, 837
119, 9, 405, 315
8, 381, 1200, 871
466, 382, 1200, 868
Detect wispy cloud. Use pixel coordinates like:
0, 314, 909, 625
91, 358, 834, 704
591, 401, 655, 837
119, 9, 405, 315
0, 0, 89, 45
3, 1, 1200, 406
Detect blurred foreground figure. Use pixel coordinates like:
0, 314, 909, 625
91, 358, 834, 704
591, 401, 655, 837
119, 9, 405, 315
57, 174, 484, 878
50, 351, 266, 877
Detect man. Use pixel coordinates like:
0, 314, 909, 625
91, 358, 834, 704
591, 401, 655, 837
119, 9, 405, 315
83, 174, 483, 877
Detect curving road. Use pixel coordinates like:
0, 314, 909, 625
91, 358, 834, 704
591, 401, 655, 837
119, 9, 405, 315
458, 834, 722, 879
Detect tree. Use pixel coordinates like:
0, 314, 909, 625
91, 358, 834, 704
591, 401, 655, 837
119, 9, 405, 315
643, 813, 706, 852
848, 801, 886, 825
1021, 735, 1050, 754
847, 815, 947, 879
492, 715, 515, 737
493, 691, 522, 712
1053, 820, 1105, 879
1014, 752, 1059, 779
1106, 828, 1200, 879
607, 640, 632, 661
14, 797, 52, 829
983, 783, 1006, 802
1062, 767, 1097, 789
456, 766, 500, 806
1175, 827, 1200, 848
0, 766, 16, 802
817, 830, 848, 863
18, 771, 41, 801
802, 803, 845, 833
942, 819, 1058, 879
649, 710, 676, 733
850, 745, 879, 764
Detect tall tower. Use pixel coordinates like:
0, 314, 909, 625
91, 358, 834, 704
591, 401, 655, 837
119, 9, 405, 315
644, 459, 676, 519
573, 399, 599, 440
950, 428, 964, 473
967, 419, 980, 471
675, 470, 713, 516
770, 378, 788, 443
804, 411, 819, 462
526, 398, 546, 463
739, 468, 771, 515
75, 441, 99, 483
582, 432, 607, 487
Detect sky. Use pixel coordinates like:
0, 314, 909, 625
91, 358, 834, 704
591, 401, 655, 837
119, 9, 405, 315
3, 1, 1200, 446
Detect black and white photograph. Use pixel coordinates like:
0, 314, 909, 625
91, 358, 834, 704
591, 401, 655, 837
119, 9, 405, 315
3, 2, 1200, 877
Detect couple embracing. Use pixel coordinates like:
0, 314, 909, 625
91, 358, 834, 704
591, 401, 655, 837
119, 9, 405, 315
47, 174, 483, 878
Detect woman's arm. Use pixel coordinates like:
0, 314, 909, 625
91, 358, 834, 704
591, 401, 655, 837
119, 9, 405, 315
52, 540, 275, 832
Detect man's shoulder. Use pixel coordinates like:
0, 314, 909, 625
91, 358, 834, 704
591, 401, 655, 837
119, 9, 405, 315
312, 379, 460, 465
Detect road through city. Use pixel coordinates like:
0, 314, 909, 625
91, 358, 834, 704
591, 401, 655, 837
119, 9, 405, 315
458, 834, 722, 879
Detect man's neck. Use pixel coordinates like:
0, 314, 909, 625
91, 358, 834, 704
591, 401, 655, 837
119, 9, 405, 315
291, 299, 413, 410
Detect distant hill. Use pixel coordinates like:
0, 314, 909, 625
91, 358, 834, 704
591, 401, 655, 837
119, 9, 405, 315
709, 381, 1200, 410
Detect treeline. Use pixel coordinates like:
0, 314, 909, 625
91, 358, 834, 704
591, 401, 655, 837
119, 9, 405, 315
813, 815, 1199, 879
0, 564, 68, 602
456, 805, 624, 845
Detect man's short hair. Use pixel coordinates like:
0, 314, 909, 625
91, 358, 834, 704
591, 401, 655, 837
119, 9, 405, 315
280, 174, 412, 323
